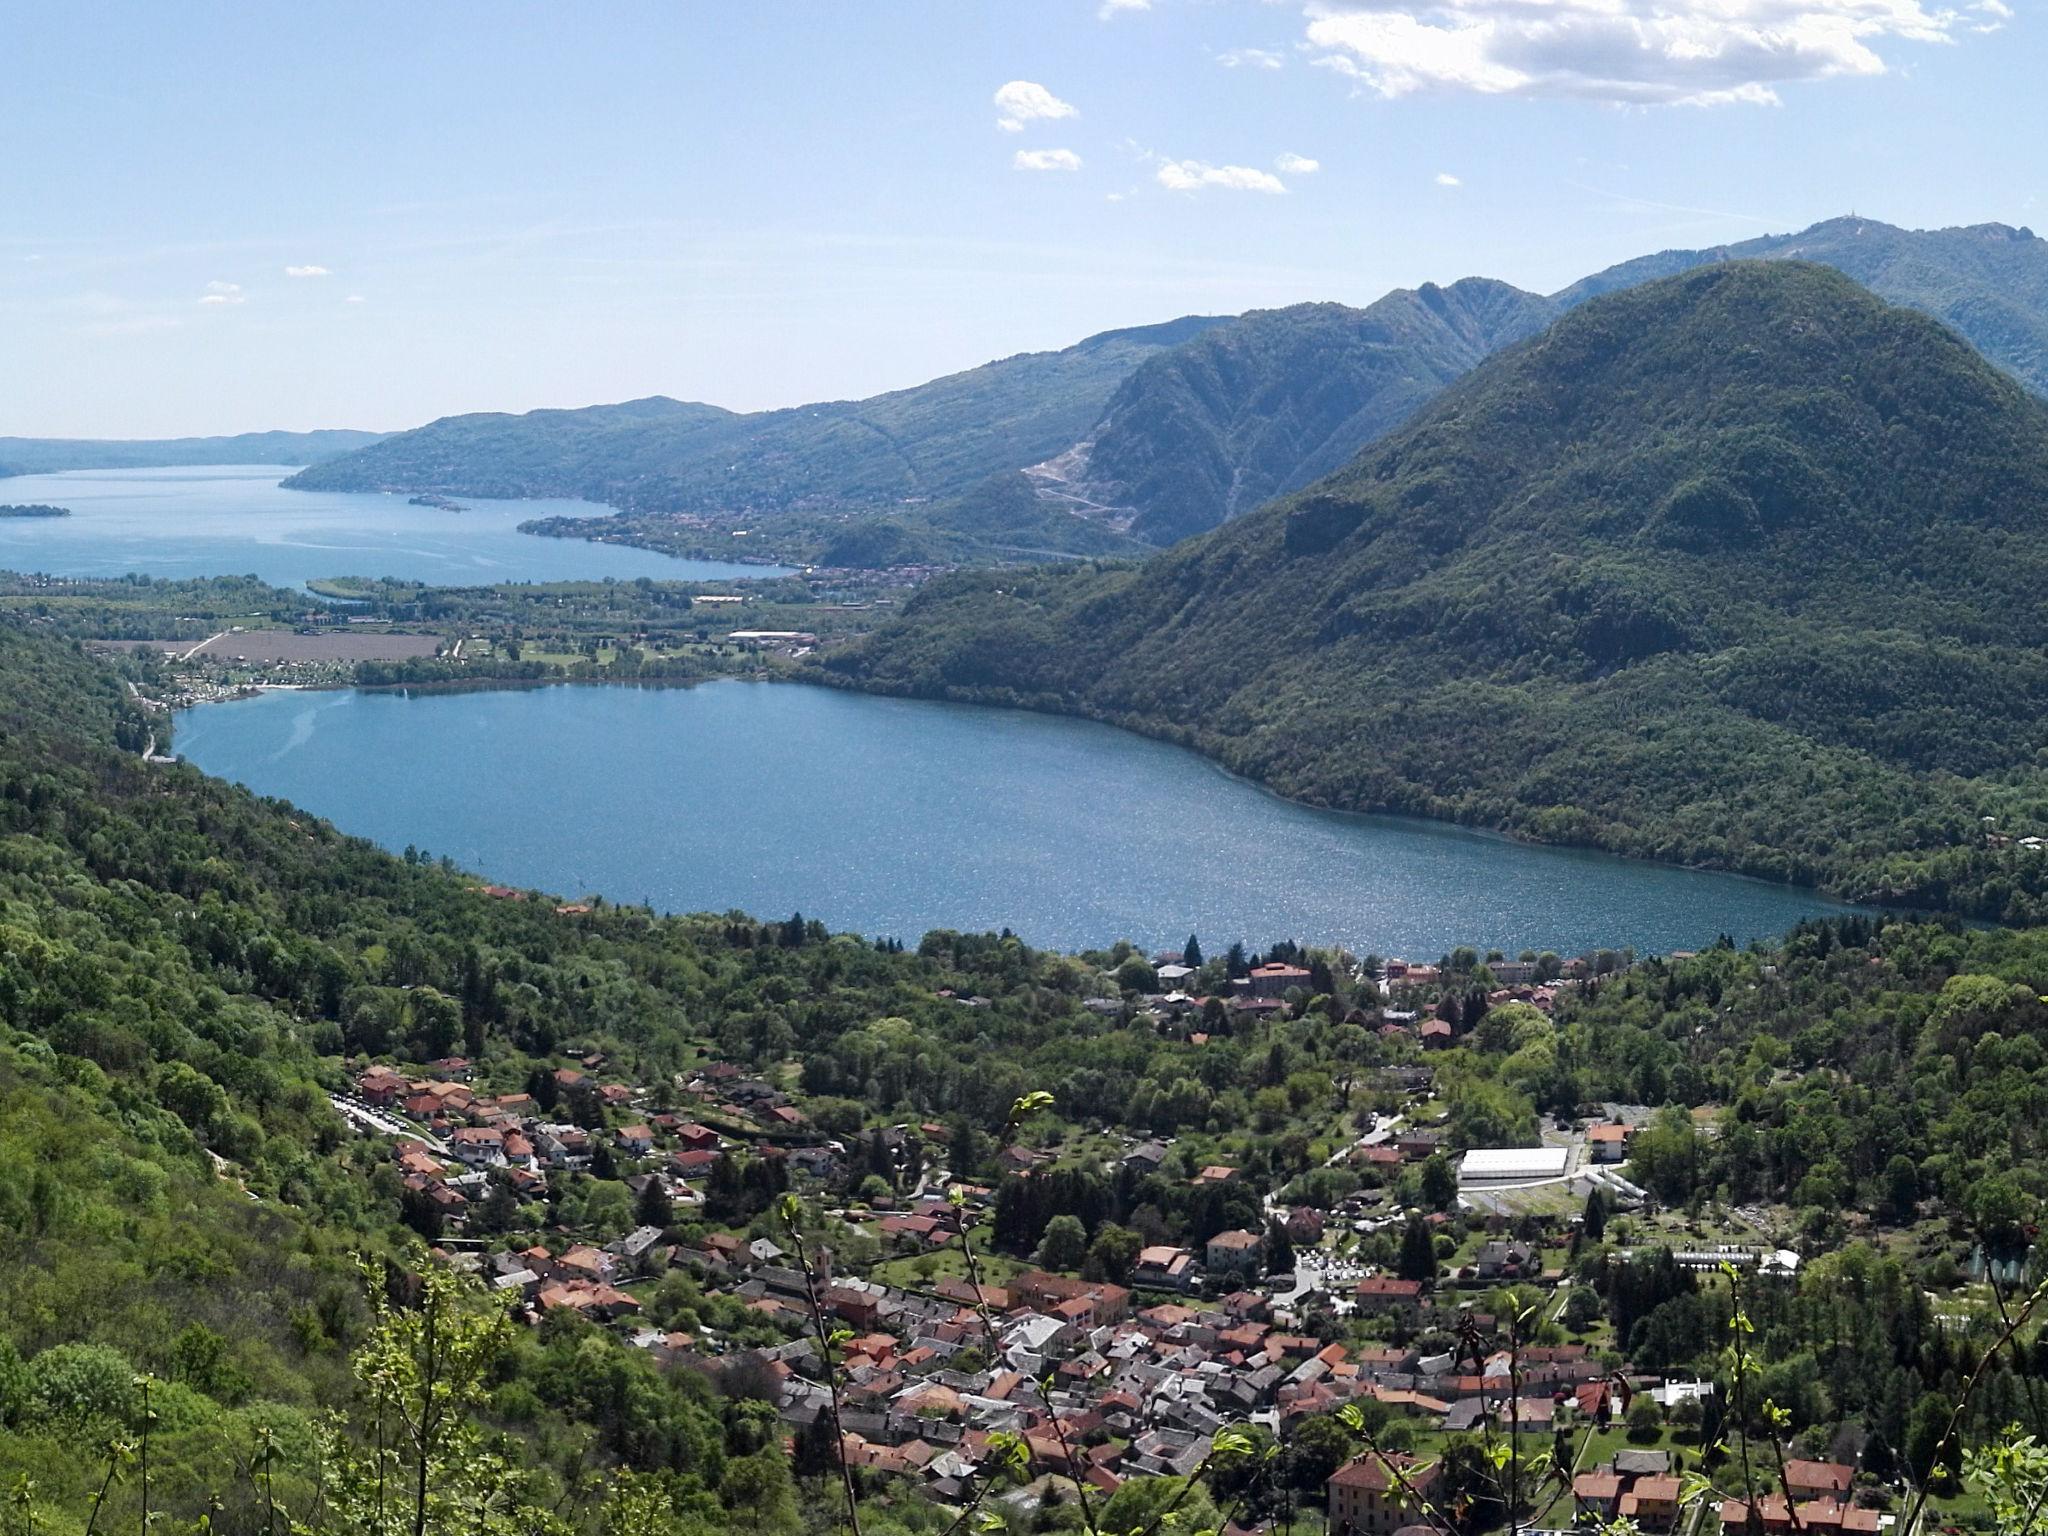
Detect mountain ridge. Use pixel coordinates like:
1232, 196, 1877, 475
283, 215, 2048, 564
283, 315, 1230, 513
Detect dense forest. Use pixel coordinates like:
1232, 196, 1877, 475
827, 262, 2048, 922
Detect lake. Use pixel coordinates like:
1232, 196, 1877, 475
0, 466, 788, 588
174, 680, 1861, 957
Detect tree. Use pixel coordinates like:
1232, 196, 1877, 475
1084, 1222, 1143, 1286
1035, 1214, 1088, 1272
1582, 1186, 1609, 1244
474, 1173, 521, 1235
634, 1177, 674, 1230
317, 1264, 521, 1536
1419, 1154, 1458, 1212
1115, 955, 1159, 993
1265, 1219, 1296, 1276
1625, 1396, 1663, 1443
1562, 1285, 1601, 1333
1100, 1474, 1219, 1536
1906, 1391, 1961, 1488
1397, 1213, 1437, 1284
1182, 934, 1203, 968
1284, 1413, 1358, 1490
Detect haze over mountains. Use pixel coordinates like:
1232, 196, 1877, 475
284, 318, 1226, 517
286, 217, 2048, 561
831, 261, 2048, 922
0, 429, 383, 478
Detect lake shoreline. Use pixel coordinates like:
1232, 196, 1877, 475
792, 663, 1924, 918
173, 676, 1871, 955
169, 659, 1919, 923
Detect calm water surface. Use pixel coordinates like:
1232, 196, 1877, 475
175, 681, 1860, 956
0, 466, 788, 587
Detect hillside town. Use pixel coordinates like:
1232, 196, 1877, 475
332, 945, 1898, 1536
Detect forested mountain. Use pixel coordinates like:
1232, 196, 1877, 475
1039, 218, 2048, 548
827, 261, 2048, 920
0, 429, 385, 473
284, 317, 1228, 511
1044, 281, 1557, 546
282, 218, 2048, 564
1556, 216, 2048, 396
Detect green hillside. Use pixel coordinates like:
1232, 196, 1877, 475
827, 262, 2048, 919
1557, 216, 2048, 395
1058, 282, 1557, 545
285, 318, 1227, 514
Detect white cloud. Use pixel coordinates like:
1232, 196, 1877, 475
1276, 152, 1322, 174
1436, 170, 1462, 186
1015, 148, 1084, 172
1219, 46, 1286, 67
345, 293, 367, 304
198, 280, 245, 306
1156, 159, 1289, 193
1100, 0, 1152, 15
993, 80, 1078, 132
284, 264, 332, 278
1302, 0, 1973, 107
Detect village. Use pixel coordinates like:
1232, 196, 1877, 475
333, 945, 1891, 1536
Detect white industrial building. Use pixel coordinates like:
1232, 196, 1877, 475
1458, 1145, 1571, 1183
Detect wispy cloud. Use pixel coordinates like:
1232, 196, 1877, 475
1276, 153, 1321, 175
284, 263, 332, 278
345, 293, 367, 304
1100, 0, 1152, 16
1015, 148, 1084, 172
1218, 47, 1285, 69
1435, 171, 1462, 187
1157, 159, 1288, 194
1302, 0, 1976, 107
993, 80, 1078, 133
198, 280, 245, 306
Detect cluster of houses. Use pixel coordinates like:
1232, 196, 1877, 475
1125, 954, 1583, 1055
625, 1227, 1874, 1535
338, 975, 1882, 1536
351, 1054, 821, 1237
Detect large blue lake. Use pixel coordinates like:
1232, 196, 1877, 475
175, 680, 1860, 957
0, 466, 786, 588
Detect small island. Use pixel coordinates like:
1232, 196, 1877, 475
408, 493, 469, 512
0, 504, 71, 518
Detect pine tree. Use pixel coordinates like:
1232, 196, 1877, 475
635, 1177, 674, 1230
1397, 1212, 1436, 1284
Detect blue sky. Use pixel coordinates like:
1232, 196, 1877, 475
2, 0, 2038, 437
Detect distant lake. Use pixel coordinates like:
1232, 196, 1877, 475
174, 680, 1861, 957
0, 466, 788, 588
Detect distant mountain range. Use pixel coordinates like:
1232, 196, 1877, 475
0, 429, 385, 477
282, 317, 1227, 514
282, 216, 2048, 562
828, 261, 2048, 921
